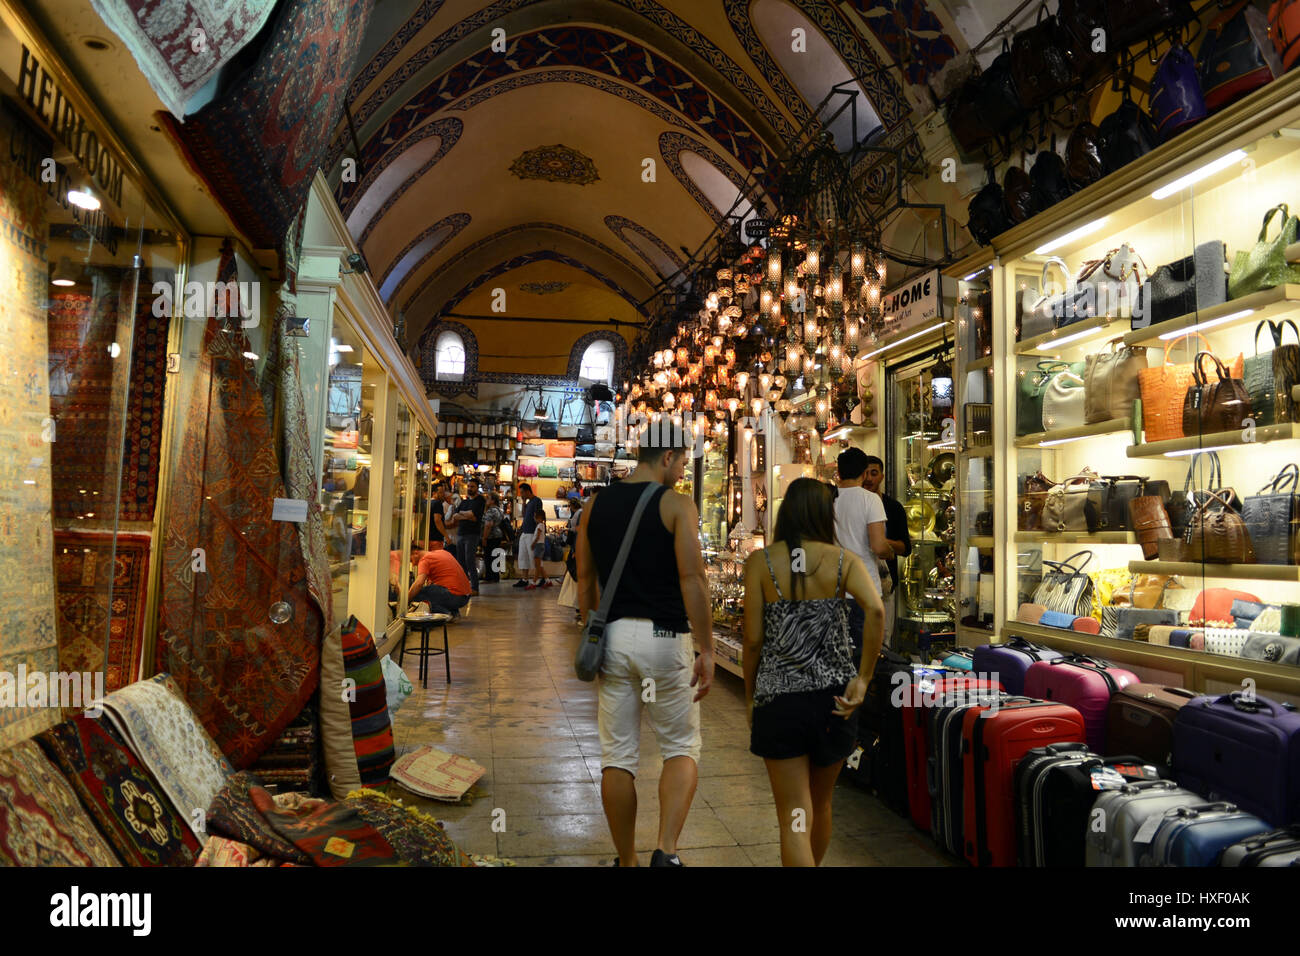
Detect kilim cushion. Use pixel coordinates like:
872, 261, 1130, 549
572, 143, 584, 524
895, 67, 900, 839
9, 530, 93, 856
341, 616, 395, 788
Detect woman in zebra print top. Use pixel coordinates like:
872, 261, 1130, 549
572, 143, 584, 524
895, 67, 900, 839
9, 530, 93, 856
743, 477, 884, 866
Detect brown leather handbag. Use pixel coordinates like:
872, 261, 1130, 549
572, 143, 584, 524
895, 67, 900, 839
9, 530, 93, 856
1043, 470, 1100, 532
1021, 470, 1058, 530
1185, 491, 1256, 563
1085, 338, 1148, 424
1129, 495, 1173, 559
1182, 352, 1252, 436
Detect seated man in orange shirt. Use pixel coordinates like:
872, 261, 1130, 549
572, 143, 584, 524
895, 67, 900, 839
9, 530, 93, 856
406, 545, 472, 616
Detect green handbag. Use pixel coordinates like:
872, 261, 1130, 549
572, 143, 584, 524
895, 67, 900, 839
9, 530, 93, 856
1016, 360, 1085, 436
539, 458, 558, 478
1228, 205, 1300, 299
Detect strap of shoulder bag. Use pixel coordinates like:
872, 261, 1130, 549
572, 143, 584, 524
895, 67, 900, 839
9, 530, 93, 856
592, 483, 660, 625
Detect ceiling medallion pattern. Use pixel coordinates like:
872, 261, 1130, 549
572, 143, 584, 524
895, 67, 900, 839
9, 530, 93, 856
509, 144, 600, 185
520, 280, 570, 294
604, 215, 684, 279
658, 131, 763, 225
331, 27, 776, 192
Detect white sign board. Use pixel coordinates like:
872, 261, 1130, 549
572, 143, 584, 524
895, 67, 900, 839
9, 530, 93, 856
881, 269, 946, 332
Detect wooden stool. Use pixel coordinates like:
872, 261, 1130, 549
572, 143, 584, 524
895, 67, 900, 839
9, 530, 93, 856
400, 613, 453, 688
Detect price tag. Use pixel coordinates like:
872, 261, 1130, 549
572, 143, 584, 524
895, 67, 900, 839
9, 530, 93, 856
846, 747, 863, 771
271, 498, 309, 523
1132, 811, 1164, 845
1090, 767, 1126, 790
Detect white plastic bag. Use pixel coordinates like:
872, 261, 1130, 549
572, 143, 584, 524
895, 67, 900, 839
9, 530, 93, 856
381, 655, 414, 715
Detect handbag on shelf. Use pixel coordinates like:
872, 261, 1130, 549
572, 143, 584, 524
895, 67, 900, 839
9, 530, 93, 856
1065, 121, 1105, 189
1022, 258, 1089, 338
977, 39, 1025, 135
576, 424, 595, 445
538, 459, 559, 479
1269, 0, 1300, 71
948, 66, 996, 155
1203, 627, 1251, 657
518, 425, 541, 440
1113, 608, 1181, 641
1134, 240, 1228, 330
1089, 566, 1133, 619
1244, 320, 1300, 426
1017, 602, 1049, 624
1085, 338, 1147, 423
1167, 450, 1241, 540
1076, 243, 1148, 320
1097, 93, 1158, 175
1181, 352, 1252, 436
1130, 494, 1174, 559
1041, 368, 1087, 431
1105, 0, 1192, 49
1059, 0, 1112, 82
1240, 633, 1300, 664
1138, 334, 1243, 442
1031, 550, 1096, 618
1012, 4, 1078, 108
547, 440, 576, 458
576, 443, 597, 457
1004, 158, 1036, 225
1150, 43, 1207, 140
1021, 469, 1059, 531
1043, 470, 1101, 532
1228, 204, 1300, 299
1184, 490, 1256, 564
1018, 360, 1083, 435
1117, 573, 1183, 609
1030, 141, 1075, 212
1241, 463, 1300, 565
1091, 474, 1163, 531
1197, 1, 1284, 113
520, 442, 547, 457
968, 167, 1012, 246
557, 425, 578, 440
539, 421, 558, 440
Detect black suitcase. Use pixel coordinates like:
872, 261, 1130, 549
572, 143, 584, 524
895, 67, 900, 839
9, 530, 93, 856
929, 695, 1004, 855
1016, 744, 1164, 866
1220, 826, 1300, 866
847, 647, 911, 812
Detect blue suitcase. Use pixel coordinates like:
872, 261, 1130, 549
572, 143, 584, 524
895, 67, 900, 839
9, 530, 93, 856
941, 648, 975, 671
1147, 803, 1271, 867
1172, 691, 1300, 826
972, 637, 1063, 696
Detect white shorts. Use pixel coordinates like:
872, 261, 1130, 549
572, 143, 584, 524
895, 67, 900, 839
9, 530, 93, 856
598, 618, 701, 775
517, 531, 537, 570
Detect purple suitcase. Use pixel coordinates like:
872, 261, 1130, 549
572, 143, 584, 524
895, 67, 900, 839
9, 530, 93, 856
972, 637, 1063, 696
1023, 654, 1138, 752
1173, 692, 1300, 827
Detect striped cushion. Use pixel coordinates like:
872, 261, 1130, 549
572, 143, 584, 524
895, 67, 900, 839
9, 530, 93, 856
341, 616, 395, 787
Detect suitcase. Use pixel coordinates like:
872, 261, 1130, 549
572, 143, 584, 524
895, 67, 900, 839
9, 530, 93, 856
1147, 802, 1271, 867
1087, 779, 1204, 866
961, 698, 1087, 867
973, 637, 1064, 696
1106, 684, 1197, 768
1220, 825, 1300, 866
940, 648, 975, 671
1172, 691, 1300, 826
847, 647, 913, 811
929, 695, 1000, 856
903, 673, 1002, 832
1023, 654, 1138, 752
1016, 745, 1164, 867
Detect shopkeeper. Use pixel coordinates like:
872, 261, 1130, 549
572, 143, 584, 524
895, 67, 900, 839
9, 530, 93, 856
407, 544, 473, 617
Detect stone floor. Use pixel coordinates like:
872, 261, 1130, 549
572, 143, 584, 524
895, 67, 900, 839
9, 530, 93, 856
389, 579, 955, 867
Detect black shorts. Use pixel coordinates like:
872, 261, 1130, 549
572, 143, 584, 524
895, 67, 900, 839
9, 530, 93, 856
750, 684, 860, 767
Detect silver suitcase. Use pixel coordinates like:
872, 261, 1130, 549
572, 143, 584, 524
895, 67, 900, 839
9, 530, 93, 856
1221, 826, 1300, 867
1086, 780, 1201, 866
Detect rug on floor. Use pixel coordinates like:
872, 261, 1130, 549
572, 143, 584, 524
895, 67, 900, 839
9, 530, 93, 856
158, 0, 374, 249
207, 771, 314, 865
390, 745, 485, 802
345, 788, 473, 867
250, 781, 398, 867
52, 530, 150, 693
36, 715, 200, 867
0, 739, 120, 866
101, 673, 234, 843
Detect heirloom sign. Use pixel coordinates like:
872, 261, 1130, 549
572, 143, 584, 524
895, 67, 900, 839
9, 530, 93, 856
882, 269, 946, 330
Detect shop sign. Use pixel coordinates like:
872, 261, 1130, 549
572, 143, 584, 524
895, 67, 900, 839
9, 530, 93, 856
881, 269, 947, 331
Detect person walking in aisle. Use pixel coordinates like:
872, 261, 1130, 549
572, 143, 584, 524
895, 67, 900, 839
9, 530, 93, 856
481, 492, 507, 584
576, 425, 713, 867
515, 483, 549, 590
450, 477, 485, 595
863, 455, 910, 645
743, 477, 883, 867
832, 448, 892, 659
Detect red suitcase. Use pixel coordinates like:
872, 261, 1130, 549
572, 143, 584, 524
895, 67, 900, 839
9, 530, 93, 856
1023, 654, 1138, 752
961, 698, 1087, 867
903, 673, 1003, 832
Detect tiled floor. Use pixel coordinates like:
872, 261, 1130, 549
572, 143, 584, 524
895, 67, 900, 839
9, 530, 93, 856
389, 580, 954, 867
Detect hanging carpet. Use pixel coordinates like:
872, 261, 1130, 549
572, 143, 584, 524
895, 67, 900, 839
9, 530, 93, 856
36, 715, 200, 867
158, 0, 375, 249
158, 306, 322, 769
0, 739, 121, 866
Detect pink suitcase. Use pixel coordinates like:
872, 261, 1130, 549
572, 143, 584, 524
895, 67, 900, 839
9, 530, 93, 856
1024, 654, 1138, 752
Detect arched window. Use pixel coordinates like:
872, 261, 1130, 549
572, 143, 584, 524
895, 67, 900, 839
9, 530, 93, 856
578, 340, 615, 385
435, 330, 465, 381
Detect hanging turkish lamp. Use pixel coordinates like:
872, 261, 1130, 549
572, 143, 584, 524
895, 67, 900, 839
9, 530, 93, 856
845, 312, 860, 361
804, 240, 820, 277
814, 397, 830, 430
704, 389, 718, 412
735, 371, 749, 394
724, 347, 736, 368
850, 240, 866, 294
725, 396, 740, 420
827, 260, 844, 322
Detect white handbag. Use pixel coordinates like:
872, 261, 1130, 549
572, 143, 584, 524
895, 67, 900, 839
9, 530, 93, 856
1077, 243, 1148, 319
1021, 257, 1075, 340
1041, 370, 1087, 431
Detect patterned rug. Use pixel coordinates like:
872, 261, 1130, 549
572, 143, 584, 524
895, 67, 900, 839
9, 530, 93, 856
346, 788, 473, 866
391, 746, 485, 802
246, 704, 320, 793
250, 781, 399, 866
158, 314, 322, 769
101, 673, 234, 843
36, 716, 200, 866
47, 276, 169, 524
158, 0, 374, 249
206, 771, 313, 864
88, 0, 278, 117
0, 739, 121, 866
52, 531, 150, 693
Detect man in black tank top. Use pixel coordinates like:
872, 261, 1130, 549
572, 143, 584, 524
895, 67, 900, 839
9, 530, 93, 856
577, 420, 713, 867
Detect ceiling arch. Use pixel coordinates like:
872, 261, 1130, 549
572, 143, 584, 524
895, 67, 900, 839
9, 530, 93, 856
344, 117, 464, 245
658, 130, 762, 225
605, 215, 685, 280
376, 213, 472, 304
440, 250, 649, 318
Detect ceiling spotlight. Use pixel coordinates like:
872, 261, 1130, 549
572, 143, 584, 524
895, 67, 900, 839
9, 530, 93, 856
67, 189, 100, 211
51, 256, 78, 287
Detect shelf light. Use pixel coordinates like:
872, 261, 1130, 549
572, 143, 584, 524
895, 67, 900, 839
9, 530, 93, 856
1035, 325, 1104, 351
1039, 436, 1087, 447
1151, 150, 1248, 200
1033, 218, 1107, 255
863, 322, 948, 359
926, 440, 957, 451
1162, 443, 1238, 457
1157, 308, 1255, 340
334, 343, 354, 353
962, 266, 989, 282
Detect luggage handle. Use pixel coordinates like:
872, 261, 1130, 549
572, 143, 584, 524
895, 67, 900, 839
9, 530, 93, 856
1215, 691, 1279, 715
1165, 802, 1238, 819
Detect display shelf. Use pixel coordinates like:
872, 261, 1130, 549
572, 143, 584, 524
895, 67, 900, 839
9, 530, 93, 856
962, 445, 995, 458
1126, 422, 1300, 458
1127, 560, 1300, 582
1015, 418, 1132, 448
1013, 314, 1126, 356
967, 536, 995, 548
966, 356, 993, 371
1015, 531, 1137, 544
956, 624, 995, 646
713, 630, 744, 677
1122, 285, 1300, 347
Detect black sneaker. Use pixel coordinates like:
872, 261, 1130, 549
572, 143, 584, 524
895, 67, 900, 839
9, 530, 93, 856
512, 580, 528, 589
650, 849, 682, 867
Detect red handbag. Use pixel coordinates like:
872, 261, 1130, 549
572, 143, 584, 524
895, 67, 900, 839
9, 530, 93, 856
1190, 587, 1261, 626
1270, 0, 1300, 71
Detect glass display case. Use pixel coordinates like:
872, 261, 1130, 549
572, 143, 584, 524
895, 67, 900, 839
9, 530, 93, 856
698, 434, 730, 559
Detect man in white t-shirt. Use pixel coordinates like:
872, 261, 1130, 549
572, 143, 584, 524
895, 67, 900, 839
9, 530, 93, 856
834, 447, 892, 654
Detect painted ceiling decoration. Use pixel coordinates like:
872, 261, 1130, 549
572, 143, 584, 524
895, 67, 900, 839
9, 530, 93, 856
658, 131, 761, 225
338, 116, 463, 217
844, 0, 958, 86
439, 250, 650, 318
346, 119, 466, 248
376, 212, 472, 304
419, 317, 479, 398
520, 281, 571, 295
401, 221, 650, 317
605, 215, 685, 280
508, 144, 601, 185
567, 330, 631, 385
